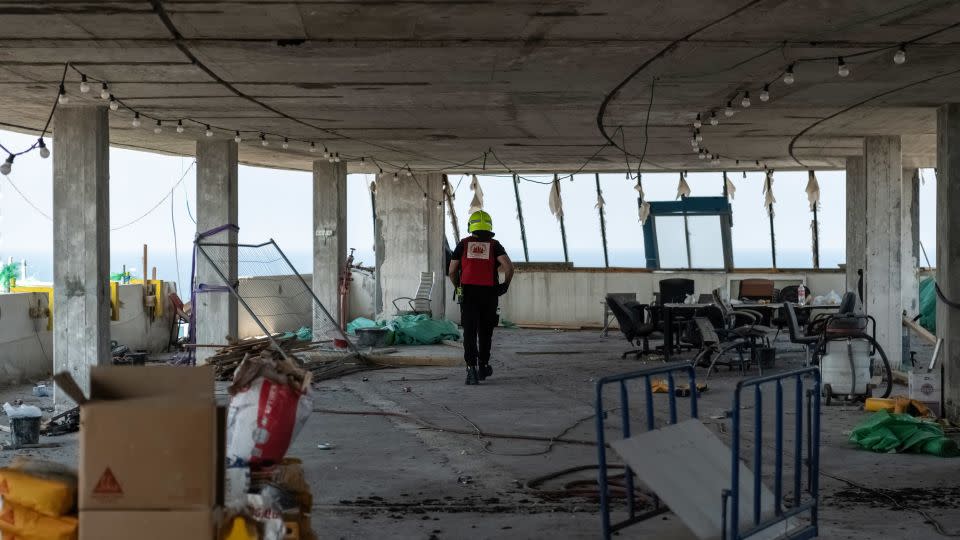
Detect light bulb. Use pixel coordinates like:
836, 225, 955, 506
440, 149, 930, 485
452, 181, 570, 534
759, 84, 770, 102
741, 92, 751, 108
80, 75, 90, 94
58, 85, 68, 105
234, 131, 242, 143
698, 151, 706, 160
327, 153, 335, 163
260, 133, 268, 146
894, 46, 906, 65
724, 101, 734, 117
695, 131, 703, 142
108, 96, 119, 111
38, 140, 50, 159
334, 152, 341, 162
176, 120, 184, 134
0, 155, 12, 175
323, 148, 330, 159
693, 113, 702, 129
690, 137, 698, 147
100, 83, 109, 100
837, 57, 849, 77
405, 168, 412, 177
393, 172, 399, 182
282, 138, 289, 149
783, 65, 795, 85
205, 125, 213, 137
710, 112, 719, 126
422, 193, 427, 200
132, 112, 141, 128
309, 142, 317, 153
153, 120, 162, 134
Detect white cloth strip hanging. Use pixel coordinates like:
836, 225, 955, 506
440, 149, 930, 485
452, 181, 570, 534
805, 170, 820, 211
549, 178, 564, 219
468, 174, 484, 214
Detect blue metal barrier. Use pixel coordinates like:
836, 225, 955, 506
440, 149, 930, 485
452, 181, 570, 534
725, 367, 821, 540
595, 362, 699, 539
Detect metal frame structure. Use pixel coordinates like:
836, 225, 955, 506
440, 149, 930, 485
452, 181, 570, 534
725, 367, 821, 540
642, 196, 734, 270
594, 361, 700, 539
194, 237, 358, 362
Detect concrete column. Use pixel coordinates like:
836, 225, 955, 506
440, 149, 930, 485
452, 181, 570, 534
863, 136, 903, 370
374, 173, 446, 319
312, 160, 347, 333
52, 106, 110, 409
901, 168, 920, 315
194, 140, 238, 364
845, 156, 866, 295
937, 105, 960, 421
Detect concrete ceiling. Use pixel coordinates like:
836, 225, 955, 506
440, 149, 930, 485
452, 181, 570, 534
0, 0, 958, 173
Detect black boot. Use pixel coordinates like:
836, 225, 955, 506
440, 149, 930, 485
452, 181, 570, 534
479, 363, 493, 380
465, 366, 479, 385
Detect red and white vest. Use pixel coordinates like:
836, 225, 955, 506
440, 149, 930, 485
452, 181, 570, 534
459, 237, 496, 286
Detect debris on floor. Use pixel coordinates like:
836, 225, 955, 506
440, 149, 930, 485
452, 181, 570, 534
346, 315, 461, 345
41, 407, 80, 437
207, 334, 315, 380
849, 410, 960, 457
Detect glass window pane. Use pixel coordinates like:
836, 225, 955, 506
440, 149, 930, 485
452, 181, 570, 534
237, 166, 312, 273
687, 215, 724, 268
655, 215, 689, 268
566, 174, 604, 267
599, 174, 646, 267
814, 170, 846, 269
641, 172, 684, 201
729, 171, 773, 268
684, 172, 724, 197
517, 175, 565, 261
347, 174, 376, 267
771, 171, 813, 268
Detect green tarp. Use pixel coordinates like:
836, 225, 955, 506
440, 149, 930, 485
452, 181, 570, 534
346, 315, 460, 346
849, 410, 959, 457
919, 277, 936, 334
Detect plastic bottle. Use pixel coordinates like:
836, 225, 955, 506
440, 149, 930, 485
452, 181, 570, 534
797, 281, 806, 305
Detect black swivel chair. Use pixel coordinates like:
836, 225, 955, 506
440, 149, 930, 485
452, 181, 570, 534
784, 302, 819, 366
771, 284, 812, 340
659, 278, 695, 304
605, 294, 656, 359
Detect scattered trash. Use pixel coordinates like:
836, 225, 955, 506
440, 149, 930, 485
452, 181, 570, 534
362, 377, 369, 382
317, 443, 334, 450
32, 384, 50, 397
865, 396, 932, 417
402, 386, 412, 393
457, 475, 473, 485
648, 379, 708, 396
40, 407, 79, 437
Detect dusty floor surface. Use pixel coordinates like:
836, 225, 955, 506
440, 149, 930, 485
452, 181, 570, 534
1, 328, 956, 539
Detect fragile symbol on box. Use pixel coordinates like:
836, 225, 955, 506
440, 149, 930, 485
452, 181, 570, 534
93, 467, 123, 495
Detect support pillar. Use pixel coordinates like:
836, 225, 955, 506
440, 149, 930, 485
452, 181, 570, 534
374, 173, 446, 319
845, 156, 866, 296
937, 104, 960, 421
901, 168, 920, 315
863, 136, 903, 370
312, 160, 347, 332
52, 106, 110, 409
195, 140, 238, 364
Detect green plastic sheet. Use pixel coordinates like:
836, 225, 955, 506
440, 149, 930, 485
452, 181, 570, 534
849, 410, 959, 457
345, 315, 460, 345
919, 277, 936, 334
0, 262, 18, 291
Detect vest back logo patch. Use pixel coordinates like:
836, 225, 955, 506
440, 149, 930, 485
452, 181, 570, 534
466, 241, 490, 260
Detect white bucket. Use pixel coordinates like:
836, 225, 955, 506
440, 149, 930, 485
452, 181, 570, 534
820, 339, 872, 396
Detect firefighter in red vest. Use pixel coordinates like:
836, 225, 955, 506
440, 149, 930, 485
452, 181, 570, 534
448, 210, 514, 385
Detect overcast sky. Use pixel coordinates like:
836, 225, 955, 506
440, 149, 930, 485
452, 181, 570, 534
0, 128, 937, 287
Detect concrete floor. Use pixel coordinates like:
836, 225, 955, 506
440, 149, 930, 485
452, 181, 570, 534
2, 329, 958, 539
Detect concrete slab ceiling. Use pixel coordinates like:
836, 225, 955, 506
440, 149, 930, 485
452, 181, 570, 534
0, 0, 957, 173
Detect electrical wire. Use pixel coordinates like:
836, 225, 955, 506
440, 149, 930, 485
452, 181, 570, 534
3, 175, 51, 221
170, 186, 182, 295
111, 160, 195, 230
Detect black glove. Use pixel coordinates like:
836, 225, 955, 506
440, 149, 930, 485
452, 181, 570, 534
497, 282, 510, 296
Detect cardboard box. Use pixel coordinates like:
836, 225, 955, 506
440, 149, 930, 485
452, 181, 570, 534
80, 509, 217, 540
909, 370, 942, 417
55, 366, 220, 511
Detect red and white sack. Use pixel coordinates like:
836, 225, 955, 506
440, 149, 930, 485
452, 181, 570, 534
227, 377, 313, 466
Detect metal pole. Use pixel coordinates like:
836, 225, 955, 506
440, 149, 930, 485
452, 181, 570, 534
766, 173, 777, 268
595, 173, 610, 267
513, 173, 530, 262
555, 173, 569, 263
812, 204, 820, 269
443, 175, 461, 241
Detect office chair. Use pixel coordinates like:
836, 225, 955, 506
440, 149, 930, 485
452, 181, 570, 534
605, 294, 656, 359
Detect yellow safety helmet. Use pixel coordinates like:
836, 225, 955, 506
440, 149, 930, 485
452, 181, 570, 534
467, 210, 493, 233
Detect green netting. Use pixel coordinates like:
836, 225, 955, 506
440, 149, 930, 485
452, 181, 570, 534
346, 315, 460, 345
919, 277, 936, 333
849, 410, 959, 457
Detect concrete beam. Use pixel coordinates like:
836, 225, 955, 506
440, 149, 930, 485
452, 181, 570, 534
312, 160, 347, 333
194, 139, 238, 364
937, 105, 960, 422
374, 173, 446, 319
845, 156, 866, 296
52, 106, 110, 409
901, 167, 920, 315
863, 136, 903, 370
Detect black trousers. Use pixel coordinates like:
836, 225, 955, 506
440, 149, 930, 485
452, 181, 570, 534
460, 285, 499, 367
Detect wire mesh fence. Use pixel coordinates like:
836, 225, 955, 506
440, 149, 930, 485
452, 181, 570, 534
195, 238, 357, 366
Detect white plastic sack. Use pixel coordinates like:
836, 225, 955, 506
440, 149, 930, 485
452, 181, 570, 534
3, 403, 41, 418
824, 290, 842, 305
226, 378, 314, 465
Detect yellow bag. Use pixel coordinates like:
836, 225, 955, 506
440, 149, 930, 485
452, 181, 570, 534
221, 515, 259, 540
0, 499, 77, 540
0, 469, 75, 517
